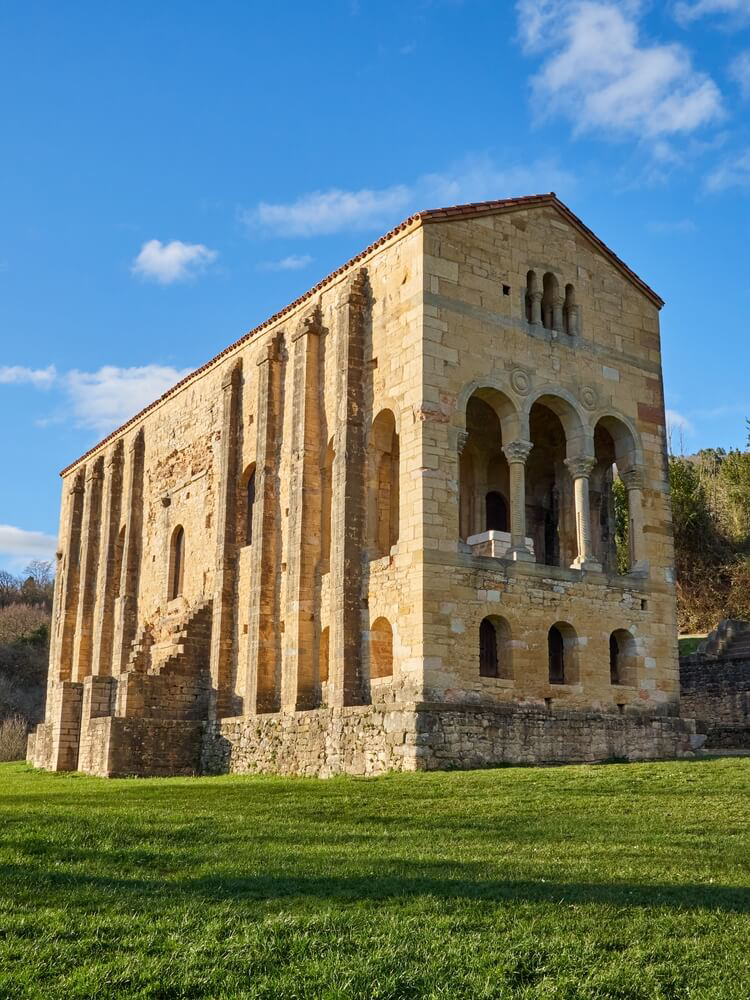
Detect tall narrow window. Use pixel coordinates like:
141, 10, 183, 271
485, 491, 508, 532
245, 469, 256, 546
319, 626, 330, 683
479, 617, 499, 677
548, 625, 565, 684
321, 439, 334, 572
370, 617, 393, 678
610, 632, 620, 685
170, 526, 184, 600
370, 410, 399, 558
610, 629, 637, 686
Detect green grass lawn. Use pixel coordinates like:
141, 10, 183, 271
1, 759, 750, 1000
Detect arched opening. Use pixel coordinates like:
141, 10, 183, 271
591, 417, 638, 574
525, 269, 539, 323
541, 272, 559, 330
243, 466, 256, 547
370, 617, 393, 679
321, 439, 334, 573
610, 629, 637, 686
319, 626, 330, 684
485, 491, 508, 532
479, 616, 513, 679
369, 411, 399, 557
169, 525, 184, 600
564, 283, 577, 336
527, 401, 575, 567
460, 389, 514, 540
548, 621, 577, 685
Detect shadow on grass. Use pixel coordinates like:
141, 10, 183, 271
2, 862, 748, 912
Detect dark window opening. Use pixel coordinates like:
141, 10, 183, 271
479, 618, 499, 677
485, 491, 509, 532
246, 470, 256, 546
548, 625, 565, 684
610, 632, 620, 685
170, 526, 184, 601
502, 284, 511, 296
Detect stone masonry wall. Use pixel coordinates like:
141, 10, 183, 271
680, 655, 750, 747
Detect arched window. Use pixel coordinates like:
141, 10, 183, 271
169, 526, 184, 600
479, 618, 498, 677
548, 625, 564, 684
610, 629, 637, 686
485, 491, 508, 532
370, 617, 393, 678
369, 410, 399, 557
245, 469, 256, 546
479, 616, 513, 679
525, 270, 539, 323
541, 272, 559, 331
564, 283, 577, 336
319, 626, 330, 684
548, 621, 578, 685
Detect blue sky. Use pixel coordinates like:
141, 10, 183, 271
2, 0, 750, 571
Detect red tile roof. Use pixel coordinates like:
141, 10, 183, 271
60, 193, 663, 475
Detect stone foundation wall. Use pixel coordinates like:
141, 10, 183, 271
680, 655, 750, 746
201, 702, 697, 777
82, 717, 203, 777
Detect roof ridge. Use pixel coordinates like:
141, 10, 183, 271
59, 192, 661, 476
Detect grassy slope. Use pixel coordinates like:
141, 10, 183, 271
1, 759, 749, 1000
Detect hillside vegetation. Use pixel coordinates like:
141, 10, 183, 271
2, 759, 749, 999
670, 423, 750, 631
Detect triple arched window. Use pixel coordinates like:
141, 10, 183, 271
525, 270, 578, 336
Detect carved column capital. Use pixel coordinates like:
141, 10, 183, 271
457, 430, 470, 455
503, 439, 533, 465
619, 466, 643, 491
564, 455, 596, 480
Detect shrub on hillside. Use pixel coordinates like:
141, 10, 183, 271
0, 604, 49, 645
0, 714, 28, 762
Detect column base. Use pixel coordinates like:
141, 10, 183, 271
571, 556, 603, 572
509, 547, 534, 562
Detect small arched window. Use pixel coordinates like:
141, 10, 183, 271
548, 625, 565, 684
169, 526, 184, 600
610, 629, 637, 686
542, 272, 559, 331
245, 468, 256, 546
370, 617, 393, 678
485, 491, 508, 532
479, 618, 499, 677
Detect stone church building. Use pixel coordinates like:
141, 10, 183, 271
27, 193, 697, 777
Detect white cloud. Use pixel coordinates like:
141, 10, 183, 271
0, 524, 57, 565
131, 239, 218, 284
260, 254, 314, 271
250, 186, 413, 237
516, 1, 724, 141
63, 365, 193, 433
730, 51, 750, 98
666, 408, 694, 432
674, 0, 750, 24
2, 362, 193, 435
0, 365, 57, 388
247, 154, 575, 238
705, 148, 750, 190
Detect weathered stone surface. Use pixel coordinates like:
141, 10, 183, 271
28, 197, 688, 777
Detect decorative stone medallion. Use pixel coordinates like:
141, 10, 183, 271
580, 385, 597, 411
510, 367, 531, 396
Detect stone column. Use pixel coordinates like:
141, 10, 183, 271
553, 295, 564, 333
113, 429, 145, 672
330, 269, 369, 708
567, 303, 580, 336
565, 455, 602, 571
73, 457, 105, 682
91, 441, 124, 676
247, 334, 284, 714
620, 466, 649, 575
286, 309, 323, 711
502, 440, 534, 561
209, 360, 243, 718
56, 469, 86, 682
530, 290, 542, 325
